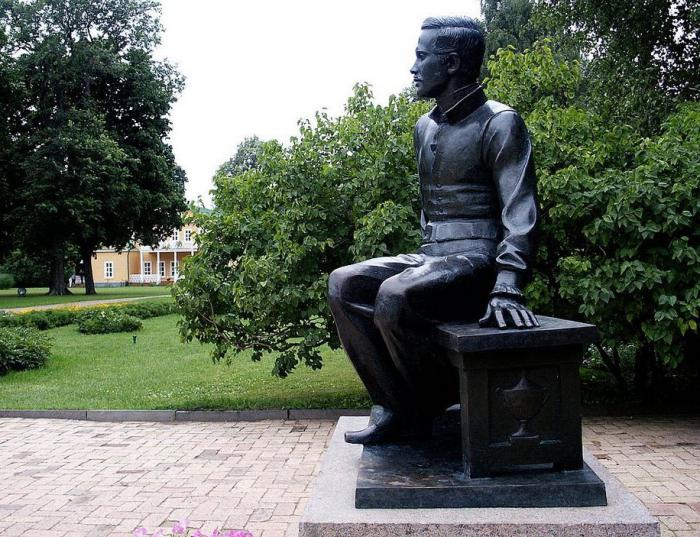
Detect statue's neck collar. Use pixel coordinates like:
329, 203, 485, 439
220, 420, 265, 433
430, 83, 487, 124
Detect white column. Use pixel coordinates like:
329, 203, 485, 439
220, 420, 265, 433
173, 250, 177, 281
156, 251, 161, 285
139, 250, 144, 284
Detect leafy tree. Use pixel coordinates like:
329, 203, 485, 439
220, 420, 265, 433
481, 0, 543, 77
217, 136, 265, 177
1, 0, 186, 295
0, 21, 22, 262
175, 85, 428, 377
533, 0, 700, 131
0, 249, 54, 288
178, 42, 699, 399
555, 105, 700, 394
486, 43, 699, 396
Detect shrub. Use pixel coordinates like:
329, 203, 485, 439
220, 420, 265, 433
0, 326, 51, 375
0, 301, 173, 331
0, 273, 14, 290
0, 312, 23, 328
175, 84, 429, 377
43, 309, 76, 328
77, 310, 143, 334
121, 301, 174, 319
0, 309, 78, 330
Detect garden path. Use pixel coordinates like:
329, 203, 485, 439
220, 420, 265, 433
0, 416, 697, 537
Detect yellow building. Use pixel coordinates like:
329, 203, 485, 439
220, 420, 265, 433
91, 221, 199, 287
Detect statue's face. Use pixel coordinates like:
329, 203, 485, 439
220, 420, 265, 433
410, 29, 451, 99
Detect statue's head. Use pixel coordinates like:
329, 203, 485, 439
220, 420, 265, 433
410, 16, 485, 99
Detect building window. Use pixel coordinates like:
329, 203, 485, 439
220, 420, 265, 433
170, 261, 178, 277
104, 261, 113, 279
159, 261, 165, 277
184, 229, 192, 242
144, 261, 151, 275
171, 230, 179, 241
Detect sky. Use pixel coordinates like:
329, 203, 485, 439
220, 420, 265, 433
156, 0, 481, 205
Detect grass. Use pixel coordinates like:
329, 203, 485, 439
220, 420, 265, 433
0, 314, 370, 410
0, 286, 172, 309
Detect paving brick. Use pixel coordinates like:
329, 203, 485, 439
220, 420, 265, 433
0, 416, 698, 536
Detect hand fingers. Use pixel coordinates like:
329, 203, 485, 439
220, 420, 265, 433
507, 308, 524, 328
479, 302, 539, 330
519, 307, 534, 328
494, 309, 507, 329
529, 311, 540, 327
479, 303, 493, 327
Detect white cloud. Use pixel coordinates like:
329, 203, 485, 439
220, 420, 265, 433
156, 0, 481, 204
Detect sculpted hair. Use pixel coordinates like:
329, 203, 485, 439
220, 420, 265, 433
421, 16, 485, 82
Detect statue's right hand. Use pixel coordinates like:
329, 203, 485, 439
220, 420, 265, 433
479, 295, 539, 329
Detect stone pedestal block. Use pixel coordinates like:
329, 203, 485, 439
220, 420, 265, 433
436, 316, 598, 478
298, 417, 660, 537
355, 408, 607, 508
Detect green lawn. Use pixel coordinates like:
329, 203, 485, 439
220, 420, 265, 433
0, 314, 370, 410
0, 286, 172, 309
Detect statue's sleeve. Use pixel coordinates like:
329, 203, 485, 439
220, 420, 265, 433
414, 118, 427, 233
482, 110, 538, 290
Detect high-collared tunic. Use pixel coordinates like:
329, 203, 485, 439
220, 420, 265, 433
414, 87, 538, 289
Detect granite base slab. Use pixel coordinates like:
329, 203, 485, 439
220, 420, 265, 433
358, 443, 606, 508
299, 417, 660, 537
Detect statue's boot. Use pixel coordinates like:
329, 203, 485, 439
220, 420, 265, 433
344, 405, 432, 445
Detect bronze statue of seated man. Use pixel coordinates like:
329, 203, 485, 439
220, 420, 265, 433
328, 16, 539, 445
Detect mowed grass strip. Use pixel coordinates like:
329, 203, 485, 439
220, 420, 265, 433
0, 286, 172, 309
0, 314, 370, 410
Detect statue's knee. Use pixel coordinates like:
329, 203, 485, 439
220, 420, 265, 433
327, 268, 346, 304
374, 279, 409, 330
328, 265, 360, 304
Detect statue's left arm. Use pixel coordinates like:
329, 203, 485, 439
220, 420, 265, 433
479, 110, 540, 329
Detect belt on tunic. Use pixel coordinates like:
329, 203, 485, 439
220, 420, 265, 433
422, 219, 498, 243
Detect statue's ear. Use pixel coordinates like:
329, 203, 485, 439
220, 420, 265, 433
445, 52, 461, 75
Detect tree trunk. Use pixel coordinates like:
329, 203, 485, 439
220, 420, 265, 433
47, 248, 71, 296
633, 343, 655, 401
595, 343, 627, 392
81, 243, 96, 295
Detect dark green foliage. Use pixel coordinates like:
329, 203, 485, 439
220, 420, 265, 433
177, 42, 699, 394
533, 0, 700, 131
0, 312, 22, 328
0, 0, 186, 294
77, 310, 142, 334
0, 250, 53, 287
0, 326, 51, 375
555, 104, 700, 370
0, 309, 75, 330
0, 272, 13, 289
119, 301, 174, 319
175, 85, 429, 377
485, 43, 700, 393
0, 22, 23, 262
481, 0, 545, 77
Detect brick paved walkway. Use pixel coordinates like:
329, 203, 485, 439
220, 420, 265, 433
584, 417, 700, 536
0, 416, 697, 537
